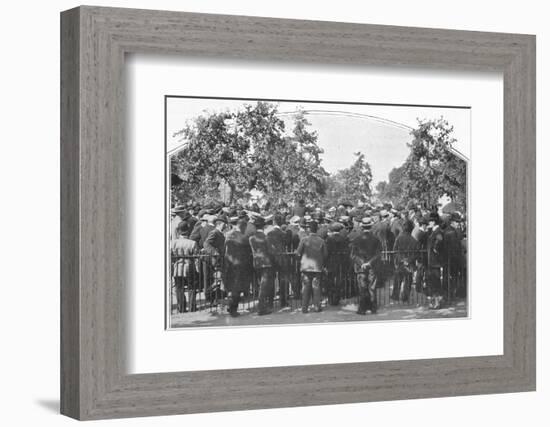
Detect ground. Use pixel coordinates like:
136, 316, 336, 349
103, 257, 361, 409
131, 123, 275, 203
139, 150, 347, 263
170, 299, 467, 328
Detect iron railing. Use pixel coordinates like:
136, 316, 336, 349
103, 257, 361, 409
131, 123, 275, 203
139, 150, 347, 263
169, 250, 467, 315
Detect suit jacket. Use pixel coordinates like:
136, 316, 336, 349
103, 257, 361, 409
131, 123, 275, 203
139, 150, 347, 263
444, 227, 463, 263
390, 218, 403, 239
204, 228, 225, 256
427, 226, 446, 267
249, 231, 275, 269
171, 237, 199, 277
325, 232, 349, 273
373, 219, 395, 251
292, 205, 307, 218
393, 231, 420, 265
349, 231, 382, 273
267, 226, 292, 270
244, 222, 257, 238
170, 216, 182, 242
296, 233, 327, 273
190, 222, 215, 249
224, 229, 250, 266
317, 224, 329, 240
412, 226, 428, 249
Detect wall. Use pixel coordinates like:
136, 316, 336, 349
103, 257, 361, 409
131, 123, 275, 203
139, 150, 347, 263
0, 0, 546, 425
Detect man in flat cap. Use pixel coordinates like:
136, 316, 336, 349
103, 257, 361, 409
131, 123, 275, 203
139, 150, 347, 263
296, 221, 327, 313
349, 217, 382, 315
248, 216, 277, 315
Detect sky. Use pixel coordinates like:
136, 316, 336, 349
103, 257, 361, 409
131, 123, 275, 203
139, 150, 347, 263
166, 97, 470, 185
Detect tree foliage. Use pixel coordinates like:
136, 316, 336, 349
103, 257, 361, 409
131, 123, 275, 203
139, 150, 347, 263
375, 118, 467, 211
324, 151, 373, 206
171, 103, 328, 206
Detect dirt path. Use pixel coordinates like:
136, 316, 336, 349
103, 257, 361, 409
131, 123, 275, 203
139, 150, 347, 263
170, 299, 467, 328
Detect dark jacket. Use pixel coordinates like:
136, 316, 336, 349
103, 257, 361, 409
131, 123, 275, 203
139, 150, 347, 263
249, 231, 275, 269
267, 226, 292, 270
393, 231, 420, 265
444, 227, 463, 265
373, 219, 395, 252
244, 222, 257, 238
427, 226, 446, 267
296, 233, 327, 273
292, 205, 307, 218
203, 228, 225, 257
190, 223, 214, 249
325, 232, 349, 273
349, 231, 382, 273
317, 223, 330, 240
224, 229, 251, 266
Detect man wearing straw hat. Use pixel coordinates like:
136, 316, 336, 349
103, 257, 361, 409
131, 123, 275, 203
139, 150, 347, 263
350, 216, 382, 315
296, 221, 327, 313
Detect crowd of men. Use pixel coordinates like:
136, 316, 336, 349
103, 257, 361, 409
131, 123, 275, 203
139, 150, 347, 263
170, 199, 467, 317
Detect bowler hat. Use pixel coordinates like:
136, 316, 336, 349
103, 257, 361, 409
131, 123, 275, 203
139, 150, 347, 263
214, 215, 228, 224
252, 216, 266, 227
329, 222, 344, 232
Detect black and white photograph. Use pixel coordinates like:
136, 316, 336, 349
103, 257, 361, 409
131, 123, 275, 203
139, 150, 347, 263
166, 96, 469, 328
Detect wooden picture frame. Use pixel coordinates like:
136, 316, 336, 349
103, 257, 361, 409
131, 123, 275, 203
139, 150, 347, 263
60, 5, 536, 420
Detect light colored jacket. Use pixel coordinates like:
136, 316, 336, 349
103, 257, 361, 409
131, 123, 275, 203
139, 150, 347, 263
296, 233, 327, 273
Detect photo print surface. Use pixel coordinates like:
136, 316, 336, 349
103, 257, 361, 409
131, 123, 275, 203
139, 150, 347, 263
166, 96, 469, 329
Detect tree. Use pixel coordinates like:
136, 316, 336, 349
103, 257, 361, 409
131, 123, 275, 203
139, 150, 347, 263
170, 103, 328, 206
322, 152, 373, 207
336, 152, 373, 203
403, 117, 467, 210
375, 118, 467, 211
266, 110, 329, 205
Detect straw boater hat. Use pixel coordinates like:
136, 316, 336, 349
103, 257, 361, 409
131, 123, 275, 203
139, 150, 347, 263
360, 217, 375, 229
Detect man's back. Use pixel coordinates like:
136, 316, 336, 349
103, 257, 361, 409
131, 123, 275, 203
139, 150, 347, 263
249, 232, 274, 269
203, 228, 225, 256
224, 229, 250, 266
296, 234, 327, 273
393, 231, 420, 264
171, 237, 198, 257
350, 232, 382, 272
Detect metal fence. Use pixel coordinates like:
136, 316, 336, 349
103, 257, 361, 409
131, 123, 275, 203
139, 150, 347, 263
169, 250, 467, 315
